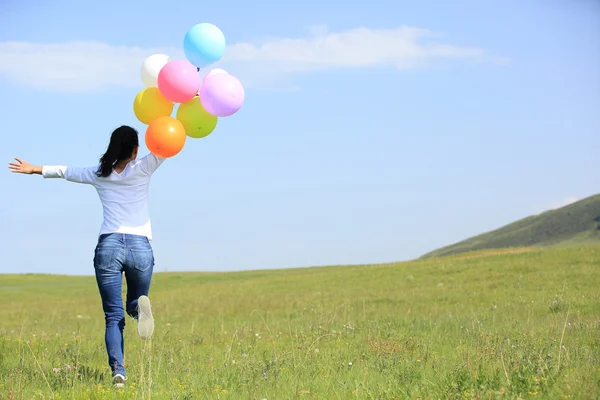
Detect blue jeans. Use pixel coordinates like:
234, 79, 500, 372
93, 233, 155, 377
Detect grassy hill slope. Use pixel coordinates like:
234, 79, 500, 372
0, 245, 599, 399
422, 193, 600, 259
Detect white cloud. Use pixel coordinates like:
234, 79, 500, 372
0, 25, 507, 92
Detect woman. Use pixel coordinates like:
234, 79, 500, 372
8, 125, 164, 389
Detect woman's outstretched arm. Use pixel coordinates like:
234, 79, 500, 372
8, 158, 42, 175
8, 157, 97, 184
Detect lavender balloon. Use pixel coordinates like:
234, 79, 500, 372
200, 73, 245, 117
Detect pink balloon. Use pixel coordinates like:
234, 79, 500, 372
157, 60, 200, 103
200, 73, 245, 117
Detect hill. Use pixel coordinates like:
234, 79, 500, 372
421, 193, 600, 259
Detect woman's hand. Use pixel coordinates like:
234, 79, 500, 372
8, 158, 42, 175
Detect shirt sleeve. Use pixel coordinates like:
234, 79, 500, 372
41, 165, 98, 184
139, 153, 166, 175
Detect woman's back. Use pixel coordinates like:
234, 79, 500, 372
42, 153, 165, 239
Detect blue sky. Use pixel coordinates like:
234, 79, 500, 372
1, 0, 599, 275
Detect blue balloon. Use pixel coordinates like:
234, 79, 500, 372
183, 23, 226, 68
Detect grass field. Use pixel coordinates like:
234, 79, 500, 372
0, 245, 599, 399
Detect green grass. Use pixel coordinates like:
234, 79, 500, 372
0, 245, 599, 399
421, 193, 600, 258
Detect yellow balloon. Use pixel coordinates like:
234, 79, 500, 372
133, 87, 174, 125
176, 97, 218, 139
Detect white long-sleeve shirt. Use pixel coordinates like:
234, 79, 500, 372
42, 153, 165, 240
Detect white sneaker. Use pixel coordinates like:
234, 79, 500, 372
113, 373, 127, 389
137, 295, 154, 340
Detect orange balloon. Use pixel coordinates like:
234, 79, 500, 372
145, 116, 186, 158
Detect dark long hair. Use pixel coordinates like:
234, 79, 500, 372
96, 126, 139, 177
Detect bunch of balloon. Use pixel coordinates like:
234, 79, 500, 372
134, 53, 187, 158
133, 22, 245, 159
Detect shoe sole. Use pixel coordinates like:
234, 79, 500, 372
137, 295, 154, 340
113, 374, 126, 389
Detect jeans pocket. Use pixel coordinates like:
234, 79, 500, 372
130, 248, 154, 272
94, 248, 117, 271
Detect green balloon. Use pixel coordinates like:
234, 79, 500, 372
176, 97, 218, 139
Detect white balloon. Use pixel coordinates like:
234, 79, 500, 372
141, 54, 170, 87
